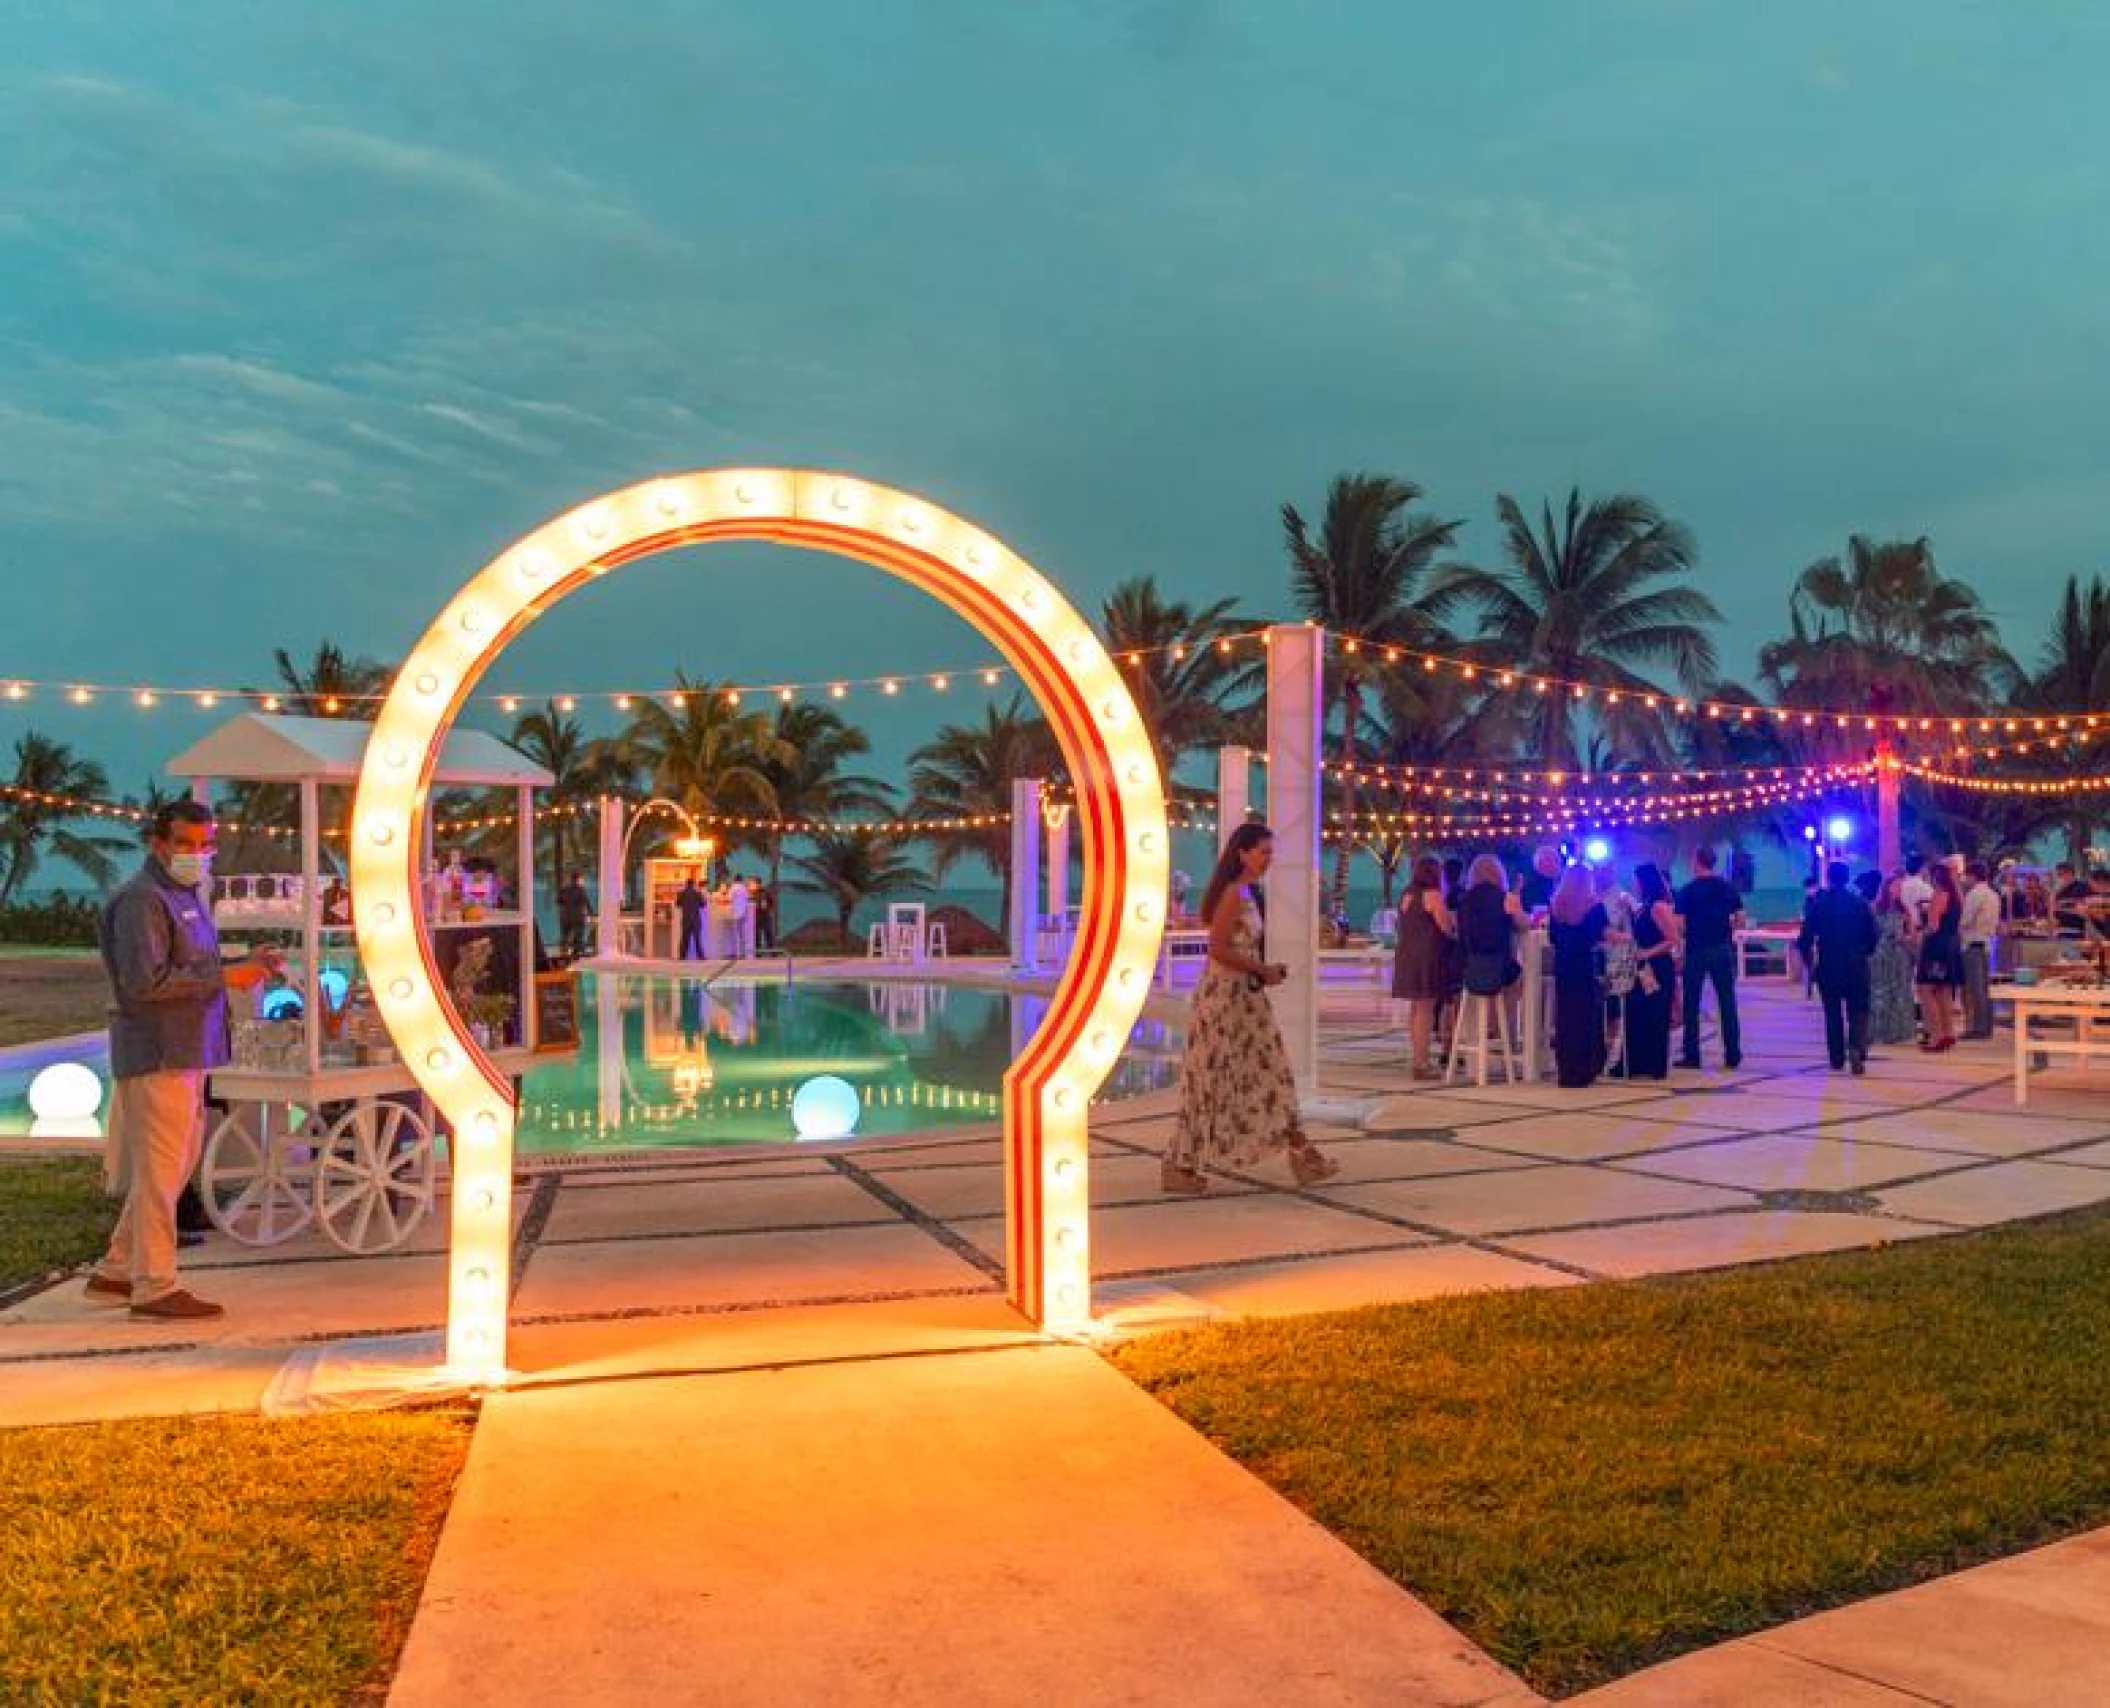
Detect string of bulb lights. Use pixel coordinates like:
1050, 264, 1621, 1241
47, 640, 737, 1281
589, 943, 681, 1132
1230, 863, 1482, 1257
10, 620, 2105, 733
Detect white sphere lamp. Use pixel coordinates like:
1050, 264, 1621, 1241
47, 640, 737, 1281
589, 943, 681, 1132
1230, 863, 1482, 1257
28, 1061, 103, 1124
791, 1075, 861, 1142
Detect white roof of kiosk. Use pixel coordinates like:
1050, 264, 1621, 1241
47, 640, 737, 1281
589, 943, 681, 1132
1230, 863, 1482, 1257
165, 713, 554, 789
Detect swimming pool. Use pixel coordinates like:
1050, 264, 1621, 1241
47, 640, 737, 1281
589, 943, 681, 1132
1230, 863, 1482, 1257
0, 974, 1184, 1155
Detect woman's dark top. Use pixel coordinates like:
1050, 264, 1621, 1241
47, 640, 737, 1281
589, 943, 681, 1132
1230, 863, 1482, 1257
1457, 882, 1515, 959
1391, 888, 1447, 999
1549, 904, 1608, 983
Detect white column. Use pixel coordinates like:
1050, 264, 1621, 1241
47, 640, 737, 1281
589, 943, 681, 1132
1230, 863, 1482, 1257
515, 782, 535, 1047
1265, 626, 1321, 1093
1045, 802, 1071, 963
596, 795, 623, 961
596, 974, 624, 1133
1009, 777, 1043, 973
1216, 744, 1250, 856
299, 777, 320, 1076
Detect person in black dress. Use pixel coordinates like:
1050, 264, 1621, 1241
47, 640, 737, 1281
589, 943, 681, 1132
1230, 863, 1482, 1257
1391, 855, 1455, 1079
1624, 862, 1678, 1079
1915, 861, 1966, 1051
1548, 863, 1610, 1087
1797, 859, 1879, 1073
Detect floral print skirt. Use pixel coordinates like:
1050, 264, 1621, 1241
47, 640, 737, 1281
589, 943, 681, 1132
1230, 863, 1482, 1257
1167, 967, 1305, 1170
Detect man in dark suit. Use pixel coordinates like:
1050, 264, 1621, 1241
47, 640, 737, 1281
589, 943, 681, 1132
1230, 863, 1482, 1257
1797, 859, 1879, 1074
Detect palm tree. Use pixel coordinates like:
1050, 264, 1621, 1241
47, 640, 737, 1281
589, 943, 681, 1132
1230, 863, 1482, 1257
1428, 489, 1721, 770
1099, 577, 1254, 785
907, 692, 1058, 936
1756, 537, 2019, 735
758, 703, 893, 900
509, 701, 631, 887
2025, 574, 2110, 860
1355, 664, 1510, 902
1284, 474, 1465, 911
0, 733, 133, 906
266, 640, 391, 717
619, 675, 795, 836
786, 831, 929, 943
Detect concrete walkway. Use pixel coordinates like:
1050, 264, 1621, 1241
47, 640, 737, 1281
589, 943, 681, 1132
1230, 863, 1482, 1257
390, 1333, 1538, 1707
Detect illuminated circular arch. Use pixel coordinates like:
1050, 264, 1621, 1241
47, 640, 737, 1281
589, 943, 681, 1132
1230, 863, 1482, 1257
351, 469, 1168, 1380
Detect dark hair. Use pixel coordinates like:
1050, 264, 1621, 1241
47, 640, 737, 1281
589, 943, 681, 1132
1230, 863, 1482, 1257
1928, 861, 1963, 910
1853, 869, 1882, 902
149, 799, 213, 841
1826, 860, 1850, 889
1200, 822, 1272, 922
1906, 851, 1925, 875
1692, 844, 1718, 873
1967, 861, 1990, 883
1407, 855, 1442, 897
1633, 862, 1670, 909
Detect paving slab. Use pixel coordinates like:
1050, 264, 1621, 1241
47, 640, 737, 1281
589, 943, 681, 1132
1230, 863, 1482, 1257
1312, 1165, 1753, 1238
1360, 1092, 1549, 1131
1812, 1108, 2110, 1158
537, 1170, 896, 1243
388, 1346, 1537, 1707
2045, 1138, 2110, 1170
1614, 1134, 1949, 1195
1872, 1159, 2110, 1227
1, 1250, 449, 1357
512, 1221, 997, 1319
1448, 1112, 1755, 1164
1576, 1528, 2110, 1707
1297, 1135, 1549, 1185
1568, 1639, 1927, 1704
955, 1191, 1421, 1275
1164, 1241, 1578, 1317
0, 1345, 290, 1428
1500, 1211, 1945, 1279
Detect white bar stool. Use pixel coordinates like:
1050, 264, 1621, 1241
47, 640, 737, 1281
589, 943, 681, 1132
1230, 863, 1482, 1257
1446, 991, 1518, 1086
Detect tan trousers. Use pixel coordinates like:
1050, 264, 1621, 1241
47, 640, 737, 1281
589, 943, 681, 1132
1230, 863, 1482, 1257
95, 1069, 205, 1304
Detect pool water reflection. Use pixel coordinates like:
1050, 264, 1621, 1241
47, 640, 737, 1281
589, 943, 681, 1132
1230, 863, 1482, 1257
524, 975, 1180, 1153
0, 976, 1184, 1153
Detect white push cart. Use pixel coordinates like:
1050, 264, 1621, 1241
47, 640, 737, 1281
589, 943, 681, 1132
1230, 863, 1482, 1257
163, 713, 560, 1253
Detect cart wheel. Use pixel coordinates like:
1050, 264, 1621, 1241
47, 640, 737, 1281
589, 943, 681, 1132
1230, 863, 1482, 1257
201, 1106, 320, 1246
313, 1099, 438, 1254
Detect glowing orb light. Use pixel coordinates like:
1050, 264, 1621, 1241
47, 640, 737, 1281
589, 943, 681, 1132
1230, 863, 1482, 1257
260, 988, 305, 1021
1582, 836, 1612, 865
791, 1075, 861, 1141
28, 1062, 103, 1123
320, 968, 350, 1008
1827, 816, 1854, 844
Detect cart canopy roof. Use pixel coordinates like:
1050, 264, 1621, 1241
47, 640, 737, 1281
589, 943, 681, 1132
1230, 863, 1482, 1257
165, 714, 555, 788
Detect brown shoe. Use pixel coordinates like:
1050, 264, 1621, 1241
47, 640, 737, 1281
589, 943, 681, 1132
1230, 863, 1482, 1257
1160, 1160, 1210, 1196
1289, 1142, 1342, 1186
83, 1273, 131, 1305
129, 1289, 225, 1321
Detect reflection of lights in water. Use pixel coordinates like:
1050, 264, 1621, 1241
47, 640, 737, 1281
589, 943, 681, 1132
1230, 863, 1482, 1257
792, 1075, 861, 1140
29, 1062, 102, 1122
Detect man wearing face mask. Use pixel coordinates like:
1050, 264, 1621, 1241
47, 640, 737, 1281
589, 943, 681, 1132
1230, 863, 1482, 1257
84, 801, 279, 1319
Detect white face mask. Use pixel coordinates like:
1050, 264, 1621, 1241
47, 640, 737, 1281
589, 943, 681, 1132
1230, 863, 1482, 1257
165, 851, 211, 888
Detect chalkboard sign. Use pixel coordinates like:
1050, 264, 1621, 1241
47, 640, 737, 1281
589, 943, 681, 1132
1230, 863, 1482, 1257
532, 971, 580, 1053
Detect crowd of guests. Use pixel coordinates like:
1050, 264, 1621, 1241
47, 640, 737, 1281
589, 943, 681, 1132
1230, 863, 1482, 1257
1378, 843, 2050, 1089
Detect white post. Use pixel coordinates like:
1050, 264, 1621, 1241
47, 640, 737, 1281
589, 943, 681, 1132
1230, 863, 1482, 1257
515, 782, 535, 1049
1045, 801, 1071, 964
1217, 744, 1250, 856
1265, 626, 1321, 1094
1009, 778, 1043, 973
596, 795, 623, 961
299, 777, 320, 1075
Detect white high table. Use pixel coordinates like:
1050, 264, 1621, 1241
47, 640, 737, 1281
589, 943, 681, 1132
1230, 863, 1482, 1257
1999, 980, 2110, 1105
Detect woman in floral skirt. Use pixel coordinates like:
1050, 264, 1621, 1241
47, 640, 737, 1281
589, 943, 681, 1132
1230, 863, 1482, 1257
1163, 822, 1342, 1194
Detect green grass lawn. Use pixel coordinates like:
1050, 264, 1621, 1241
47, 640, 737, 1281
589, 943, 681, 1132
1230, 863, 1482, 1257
1113, 1206, 2110, 1698
0, 1408, 472, 1705
0, 1156, 115, 1296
